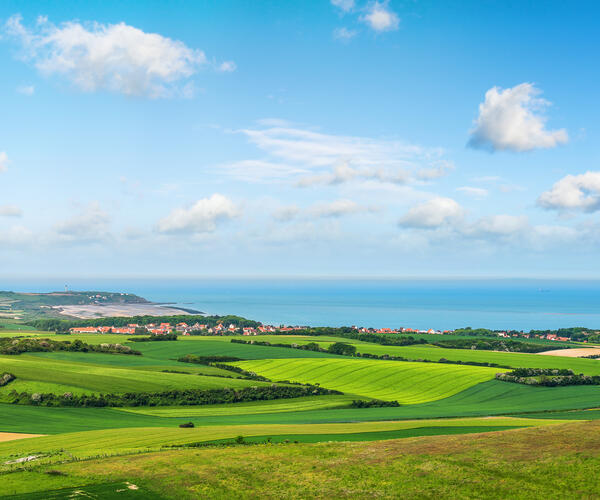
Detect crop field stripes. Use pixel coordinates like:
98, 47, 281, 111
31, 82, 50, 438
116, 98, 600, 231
231, 359, 500, 403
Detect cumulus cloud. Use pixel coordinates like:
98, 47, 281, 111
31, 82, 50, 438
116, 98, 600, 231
53, 202, 111, 243
156, 194, 237, 234
0, 205, 23, 217
5, 15, 211, 98
16, 84, 34, 95
537, 171, 600, 212
0, 152, 8, 172
310, 199, 375, 218
456, 186, 489, 199
331, 0, 355, 12
468, 83, 568, 152
399, 197, 463, 228
232, 124, 448, 186
360, 2, 400, 32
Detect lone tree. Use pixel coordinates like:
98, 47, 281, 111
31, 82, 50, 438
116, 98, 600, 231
327, 342, 357, 356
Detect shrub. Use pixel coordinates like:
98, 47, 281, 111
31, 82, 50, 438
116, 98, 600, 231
179, 422, 195, 428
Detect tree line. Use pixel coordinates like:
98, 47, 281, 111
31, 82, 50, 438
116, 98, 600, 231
7, 385, 343, 407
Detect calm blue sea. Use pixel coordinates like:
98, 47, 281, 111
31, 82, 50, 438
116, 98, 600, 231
3, 278, 600, 331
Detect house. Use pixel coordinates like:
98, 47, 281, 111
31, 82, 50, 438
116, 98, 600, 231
70, 327, 98, 334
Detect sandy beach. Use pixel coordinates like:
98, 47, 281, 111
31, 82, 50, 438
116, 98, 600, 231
54, 303, 201, 319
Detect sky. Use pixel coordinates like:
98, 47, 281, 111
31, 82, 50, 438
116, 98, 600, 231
1, 0, 600, 278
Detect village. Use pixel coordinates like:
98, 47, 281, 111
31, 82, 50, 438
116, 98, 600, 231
67, 322, 586, 341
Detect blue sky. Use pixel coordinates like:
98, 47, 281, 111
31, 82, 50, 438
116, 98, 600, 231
1, 0, 599, 278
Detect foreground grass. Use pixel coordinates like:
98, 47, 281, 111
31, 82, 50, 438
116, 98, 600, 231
232, 358, 499, 403
0, 417, 567, 470
2, 420, 599, 499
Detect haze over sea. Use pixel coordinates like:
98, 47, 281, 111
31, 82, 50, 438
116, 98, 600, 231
4, 278, 600, 331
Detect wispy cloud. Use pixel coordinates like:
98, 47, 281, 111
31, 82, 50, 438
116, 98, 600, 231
0, 152, 9, 172
0, 205, 23, 217
227, 123, 450, 187
16, 84, 34, 95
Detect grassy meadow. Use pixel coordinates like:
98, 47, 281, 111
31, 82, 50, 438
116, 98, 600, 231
2, 420, 599, 499
1, 329, 599, 498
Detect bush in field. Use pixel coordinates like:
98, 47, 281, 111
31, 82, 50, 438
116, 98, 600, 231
495, 368, 600, 386
327, 342, 357, 356
0, 337, 141, 356
179, 422, 195, 428
0, 372, 16, 387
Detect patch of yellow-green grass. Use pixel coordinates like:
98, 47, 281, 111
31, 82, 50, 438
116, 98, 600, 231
116, 395, 356, 417
232, 358, 499, 403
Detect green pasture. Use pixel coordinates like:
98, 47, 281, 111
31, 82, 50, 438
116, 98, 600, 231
1, 379, 599, 435
28, 351, 239, 377
131, 339, 340, 361
350, 343, 600, 373
231, 358, 499, 403
0, 355, 266, 397
4, 420, 599, 500
0, 416, 567, 468
117, 395, 356, 417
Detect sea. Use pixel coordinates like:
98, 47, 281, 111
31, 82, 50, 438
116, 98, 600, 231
4, 278, 600, 331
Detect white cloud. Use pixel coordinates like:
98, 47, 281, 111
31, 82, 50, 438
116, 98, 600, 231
53, 202, 111, 243
468, 214, 529, 236
333, 27, 357, 41
310, 199, 374, 218
468, 83, 568, 152
0, 205, 23, 217
156, 194, 237, 234
221, 160, 309, 183
331, 0, 355, 12
360, 2, 400, 32
399, 197, 463, 228
5, 15, 208, 98
218, 61, 236, 73
272, 205, 300, 222
234, 124, 448, 186
16, 84, 34, 95
537, 171, 600, 212
456, 186, 489, 199
0, 152, 8, 172
296, 162, 409, 187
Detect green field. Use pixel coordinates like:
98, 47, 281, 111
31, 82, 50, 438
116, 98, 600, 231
2, 327, 600, 498
231, 358, 499, 402
2, 420, 599, 499
0, 416, 566, 468
0, 354, 267, 397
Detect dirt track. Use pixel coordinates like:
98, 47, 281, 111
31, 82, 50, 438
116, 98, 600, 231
0, 433, 44, 443
539, 347, 600, 357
